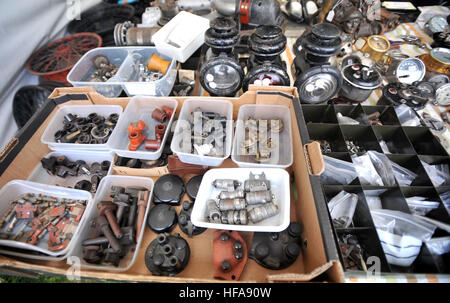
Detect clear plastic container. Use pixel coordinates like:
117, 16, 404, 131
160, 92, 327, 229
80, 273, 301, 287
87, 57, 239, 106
170, 98, 233, 166
67, 47, 128, 98
107, 96, 178, 160
27, 151, 114, 189
152, 11, 210, 63
190, 168, 291, 232
67, 47, 177, 97
69, 175, 154, 271
41, 105, 123, 151
231, 104, 293, 168
0, 180, 94, 260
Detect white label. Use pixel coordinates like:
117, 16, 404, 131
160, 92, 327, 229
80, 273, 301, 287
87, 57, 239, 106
125, 82, 156, 96
382, 1, 416, 10
326, 10, 335, 22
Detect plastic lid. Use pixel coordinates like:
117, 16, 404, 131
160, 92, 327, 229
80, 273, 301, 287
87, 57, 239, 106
311, 22, 341, 40
186, 175, 203, 201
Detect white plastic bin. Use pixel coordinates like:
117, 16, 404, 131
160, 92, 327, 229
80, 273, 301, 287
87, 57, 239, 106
40, 105, 123, 151
69, 175, 154, 271
170, 98, 233, 166
107, 96, 178, 160
67, 47, 128, 98
27, 151, 114, 190
191, 168, 291, 232
152, 11, 210, 63
117, 47, 177, 96
0, 180, 94, 260
67, 47, 177, 97
231, 104, 293, 168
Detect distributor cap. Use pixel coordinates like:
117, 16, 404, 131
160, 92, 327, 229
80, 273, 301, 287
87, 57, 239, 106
248, 25, 287, 59
342, 64, 382, 89
205, 17, 239, 52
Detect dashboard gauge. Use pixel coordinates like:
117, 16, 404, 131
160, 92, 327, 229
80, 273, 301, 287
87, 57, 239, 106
426, 72, 450, 89
436, 83, 450, 105
425, 16, 448, 36
361, 35, 390, 62
419, 47, 450, 76
394, 58, 426, 84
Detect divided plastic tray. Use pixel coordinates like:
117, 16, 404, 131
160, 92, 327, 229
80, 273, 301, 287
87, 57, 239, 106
300, 103, 450, 274
67, 47, 177, 97
191, 168, 291, 232
107, 96, 178, 160
231, 104, 293, 168
171, 99, 234, 167
41, 105, 123, 151
69, 175, 154, 271
0, 180, 94, 261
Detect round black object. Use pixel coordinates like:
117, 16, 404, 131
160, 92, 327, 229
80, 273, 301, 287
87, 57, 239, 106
178, 201, 206, 237
74, 180, 92, 192
145, 233, 190, 276
248, 25, 286, 59
186, 175, 203, 201
378, 82, 429, 110
13, 84, 62, 128
432, 32, 450, 48
249, 222, 303, 270
342, 64, 382, 89
295, 65, 343, 104
199, 54, 244, 97
204, 17, 239, 52
148, 204, 178, 233
243, 62, 290, 92
153, 174, 185, 205
67, 3, 136, 46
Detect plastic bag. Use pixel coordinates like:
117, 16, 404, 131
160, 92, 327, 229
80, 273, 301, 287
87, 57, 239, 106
336, 112, 359, 125
395, 104, 421, 127
405, 196, 440, 216
328, 191, 358, 228
425, 236, 450, 256
321, 155, 358, 185
367, 151, 396, 186
421, 161, 450, 187
379, 140, 391, 154
371, 209, 437, 267
413, 215, 450, 234
390, 161, 417, 186
351, 154, 383, 186
439, 191, 450, 213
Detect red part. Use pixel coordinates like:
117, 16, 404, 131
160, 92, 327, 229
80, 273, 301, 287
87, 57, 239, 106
15, 203, 38, 219
152, 108, 168, 123
162, 106, 174, 119
26, 32, 102, 85
128, 120, 147, 151
213, 230, 248, 281
239, 0, 251, 25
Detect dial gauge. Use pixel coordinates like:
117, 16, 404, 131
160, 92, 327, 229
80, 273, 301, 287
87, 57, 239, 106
396, 58, 426, 84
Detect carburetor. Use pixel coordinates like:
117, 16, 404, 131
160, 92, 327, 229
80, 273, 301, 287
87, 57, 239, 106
199, 17, 244, 97
242, 25, 290, 91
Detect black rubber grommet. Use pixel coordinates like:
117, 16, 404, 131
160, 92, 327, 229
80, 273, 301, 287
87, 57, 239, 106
147, 204, 178, 233
74, 180, 92, 192
185, 175, 203, 201
153, 174, 185, 205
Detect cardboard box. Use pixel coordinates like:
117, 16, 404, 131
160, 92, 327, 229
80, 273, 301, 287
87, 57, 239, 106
0, 86, 344, 282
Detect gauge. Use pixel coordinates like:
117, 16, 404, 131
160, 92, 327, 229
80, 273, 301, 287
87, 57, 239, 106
436, 83, 450, 105
427, 72, 450, 89
395, 58, 426, 84
369, 36, 390, 50
431, 47, 450, 64
362, 35, 390, 62
425, 16, 448, 35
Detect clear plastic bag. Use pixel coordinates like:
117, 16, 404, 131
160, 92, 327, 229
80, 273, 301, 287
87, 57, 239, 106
390, 161, 417, 186
425, 236, 450, 256
321, 155, 358, 185
336, 112, 360, 125
395, 104, 421, 127
405, 196, 440, 216
351, 154, 383, 186
371, 209, 437, 267
364, 189, 387, 210
421, 161, 450, 187
367, 151, 396, 186
439, 191, 450, 213
328, 190, 358, 228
